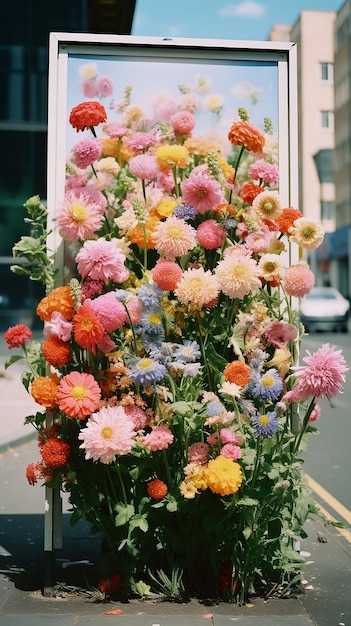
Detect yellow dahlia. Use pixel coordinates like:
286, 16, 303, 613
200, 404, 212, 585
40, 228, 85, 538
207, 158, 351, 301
155, 145, 190, 170
205, 456, 243, 496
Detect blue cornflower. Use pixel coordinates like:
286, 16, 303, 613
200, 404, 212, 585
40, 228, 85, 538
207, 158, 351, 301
137, 284, 163, 308
250, 368, 283, 402
173, 203, 197, 221
139, 312, 164, 337
129, 357, 166, 386
251, 410, 279, 438
206, 400, 225, 417
173, 340, 201, 363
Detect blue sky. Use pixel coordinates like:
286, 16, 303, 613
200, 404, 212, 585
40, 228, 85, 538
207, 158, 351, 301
132, 0, 343, 41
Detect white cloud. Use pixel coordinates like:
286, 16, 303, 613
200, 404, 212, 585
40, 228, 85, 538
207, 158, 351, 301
219, 1, 265, 19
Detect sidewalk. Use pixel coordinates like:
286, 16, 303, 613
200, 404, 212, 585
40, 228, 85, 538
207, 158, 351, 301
0, 340, 350, 625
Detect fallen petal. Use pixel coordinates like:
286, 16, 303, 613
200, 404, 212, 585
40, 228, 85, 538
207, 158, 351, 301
104, 608, 123, 615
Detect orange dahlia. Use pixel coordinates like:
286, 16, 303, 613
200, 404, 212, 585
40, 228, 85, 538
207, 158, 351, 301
223, 361, 251, 387
40, 437, 71, 468
69, 101, 107, 132
240, 181, 264, 205
147, 478, 168, 500
36, 286, 75, 322
228, 120, 265, 154
42, 336, 71, 367
30, 376, 59, 409
275, 207, 303, 233
72, 300, 105, 352
129, 214, 160, 249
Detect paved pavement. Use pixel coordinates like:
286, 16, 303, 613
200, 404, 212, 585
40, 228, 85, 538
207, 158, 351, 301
0, 336, 350, 625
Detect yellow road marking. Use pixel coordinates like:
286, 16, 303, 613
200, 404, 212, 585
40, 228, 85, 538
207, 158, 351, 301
305, 474, 351, 543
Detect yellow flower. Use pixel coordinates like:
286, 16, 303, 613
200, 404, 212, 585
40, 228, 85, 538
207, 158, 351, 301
153, 198, 178, 218
266, 347, 292, 378
155, 145, 190, 170
205, 456, 242, 496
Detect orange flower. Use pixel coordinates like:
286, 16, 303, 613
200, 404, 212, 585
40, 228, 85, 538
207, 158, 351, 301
30, 376, 59, 409
240, 181, 264, 205
129, 214, 160, 249
73, 300, 105, 352
25, 461, 50, 486
228, 120, 265, 154
69, 101, 107, 132
223, 361, 251, 387
42, 336, 71, 367
57, 371, 101, 419
212, 203, 236, 218
36, 286, 75, 322
100, 138, 133, 165
276, 207, 303, 233
40, 438, 70, 468
147, 478, 168, 500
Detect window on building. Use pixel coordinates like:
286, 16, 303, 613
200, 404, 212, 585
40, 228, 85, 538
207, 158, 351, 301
320, 201, 335, 222
320, 110, 334, 129
320, 62, 333, 82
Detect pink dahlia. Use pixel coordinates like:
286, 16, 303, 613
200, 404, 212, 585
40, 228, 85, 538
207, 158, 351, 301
124, 404, 149, 430
264, 319, 298, 348
57, 371, 101, 420
152, 216, 196, 260
70, 186, 107, 213
245, 225, 272, 254
152, 259, 183, 291
219, 428, 242, 445
188, 442, 210, 464
72, 138, 102, 169
127, 131, 157, 153
78, 405, 136, 463
196, 219, 226, 250
57, 191, 104, 241
220, 444, 242, 460
215, 249, 261, 299
171, 110, 195, 135
248, 159, 279, 186
142, 425, 174, 451
181, 172, 224, 214
4, 324, 32, 349
129, 154, 159, 180
76, 238, 129, 284
293, 343, 348, 400
96, 76, 114, 97
282, 264, 315, 297
90, 292, 128, 332
104, 122, 128, 138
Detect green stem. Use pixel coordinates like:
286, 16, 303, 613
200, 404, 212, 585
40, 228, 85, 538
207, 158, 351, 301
114, 461, 128, 505
293, 398, 316, 454
196, 318, 213, 392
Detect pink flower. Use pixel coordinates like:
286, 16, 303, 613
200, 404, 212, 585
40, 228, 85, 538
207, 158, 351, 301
142, 425, 174, 451
4, 324, 32, 349
220, 443, 242, 460
70, 186, 107, 213
264, 320, 298, 348
57, 191, 104, 241
152, 216, 196, 260
79, 406, 136, 463
57, 371, 101, 420
215, 248, 261, 299
65, 173, 88, 190
72, 138, 102, 169
219, 428, 242, 445
188, 442, 210, 464
105, 122, 128, 138
129, 154, 159, 180
81, 79, 99, 99
96, 76, 113, 97
282, 264, 315, 297
196, 219, 226, 250
171, 111, 195, 135
181, 172, 224, 214
81, 279, 104, 300
90, 292, 128, 332
309, 404, 321, 423
127, 131, 157, 153
44, 311, 73, 342
76, 238, 129, 284
124, 296, 143, 324
152, 259, 183, 291
293, 343, 348, 400
96, 333, 117, 353
245, 224, 272, 254
124, 405, 149, 430
248, 159, 279, 186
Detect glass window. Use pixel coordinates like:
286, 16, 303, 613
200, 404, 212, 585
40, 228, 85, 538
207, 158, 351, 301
320, 62, 333, 82
321, 201, 335, 221
320, 110, 334, 129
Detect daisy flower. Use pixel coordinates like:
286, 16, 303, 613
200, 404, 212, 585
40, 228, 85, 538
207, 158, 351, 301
57, 191, 104, 241
257, 253, 284, 282
175, 266, 220, 308
57, 371, 101, 420
288, 217, 325, 250
78, 405, 136, 463
152, 216, 196, 260
174, 340, 201, 363
292, 343, 348, 400
129, 357, 166, 386
250, 369, 283, 402
251, 410, 279, 438
181, 172, 224, 214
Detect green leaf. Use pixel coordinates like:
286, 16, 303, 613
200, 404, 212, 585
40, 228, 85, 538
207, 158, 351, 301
171, 401, 193, 415
115, 503, 135, 527
129, 514, 148, 533
237, 497, 259, 507
4, 355, 25, 369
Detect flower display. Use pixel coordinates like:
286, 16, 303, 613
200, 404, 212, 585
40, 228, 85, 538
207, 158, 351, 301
4, 76, 348, 606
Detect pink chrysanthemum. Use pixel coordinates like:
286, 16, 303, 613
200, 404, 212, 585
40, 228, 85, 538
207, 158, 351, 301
70, 186, 107, 213
57, 191, 104, 241
4, 324, 32, 349
124, 404, 149, 430
181, 172, 224, 214
152, 216, 196, 260
171, 110, 195, 135
76, 238, 129, 284
248, 159, 279, 186
104, 122, 128, 138
282, 264, 315, 297
219, 428, 242, 445
72, 138, 102, 169
220, 443, 242, 460
79, 405, 136, 463
196, 219, 226, 250
245, 225, 272, 254
264, 320, 298, 348
293, 343, 348, 400
127, 131, 157, 153
188, 442, 210, 465
142, 425, 174, 451
152, 259, 183, 291
90, 292, 128, 332
81, 279, 104, 300
175, 266, 220, 307
129, 154, 159, 180
57, 371, 101, 420
215, 249, 261, 299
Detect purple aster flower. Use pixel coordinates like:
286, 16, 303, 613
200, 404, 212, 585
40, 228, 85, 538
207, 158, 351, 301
251, 410, 278, 438
149, 342, 176, 366
129, 357, 166, 386
206, 400, 225, 417
137, 284, 163, 308
173, 203, 197, 221
250, 368, 283, 402
174, 340, 201, 363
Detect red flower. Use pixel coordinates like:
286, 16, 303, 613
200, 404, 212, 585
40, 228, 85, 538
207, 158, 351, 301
42, 336, 71, 367
4, 324, 32, 349
228, 120, 265, 153
98, 572, 123, 595
147, 478, 168, 500
69, 101, 107, 132
40, 438, 71, 468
